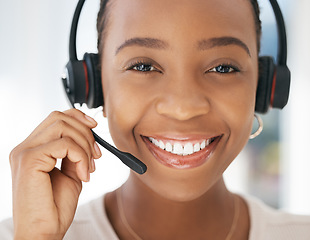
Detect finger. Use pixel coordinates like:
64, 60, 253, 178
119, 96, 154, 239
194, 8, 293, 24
49, 167, 81, 222
62, 109, 102, 159
64, 108, 98, 127
32, 137, 90, 182
25, 120, 98, 172
29, 120, 94, 161
28, 110, 97, 140
60, 157, 81, 183
25, 111, 102, 159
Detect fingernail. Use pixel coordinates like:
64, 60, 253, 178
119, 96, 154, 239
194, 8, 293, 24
84, 115, 97, 125
94, 142, 102, 157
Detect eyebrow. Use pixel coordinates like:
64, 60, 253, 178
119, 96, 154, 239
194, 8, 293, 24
115, 37, 169, 55
197, 37, 251, 57
115, 36, 251, 57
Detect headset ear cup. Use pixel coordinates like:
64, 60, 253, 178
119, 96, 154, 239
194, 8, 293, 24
255, 56, 275, 113
271, 65, 290, 109
84, 53, 103, 108
64, 60, 88, 106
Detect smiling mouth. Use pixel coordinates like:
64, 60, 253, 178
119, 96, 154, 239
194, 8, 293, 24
148, 137, 216, 156
142, 135, 222, 169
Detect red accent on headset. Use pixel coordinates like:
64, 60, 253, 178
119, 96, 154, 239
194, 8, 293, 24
270, 70, 277, 107
82, 61, 89, 101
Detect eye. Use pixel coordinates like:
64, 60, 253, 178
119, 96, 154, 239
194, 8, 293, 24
127, 61, 160, 73
208, 64, 239, 74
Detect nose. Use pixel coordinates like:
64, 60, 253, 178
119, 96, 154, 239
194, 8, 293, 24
155, 80, 210, 121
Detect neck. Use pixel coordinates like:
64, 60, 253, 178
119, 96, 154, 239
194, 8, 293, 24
114, 173, 236, 240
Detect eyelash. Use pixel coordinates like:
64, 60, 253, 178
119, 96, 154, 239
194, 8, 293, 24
126, 60, 160, 73
207, 64, 240, 74
126, 61, 240, 74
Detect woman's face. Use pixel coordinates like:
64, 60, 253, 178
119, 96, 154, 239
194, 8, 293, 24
101, 0, 258, 201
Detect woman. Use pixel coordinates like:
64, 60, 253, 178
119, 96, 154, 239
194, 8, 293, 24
1, 0, 310, 239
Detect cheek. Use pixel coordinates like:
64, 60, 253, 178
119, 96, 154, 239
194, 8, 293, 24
216, 77, 257, 159
103, 79, 154, 152
234, 82, 256, 131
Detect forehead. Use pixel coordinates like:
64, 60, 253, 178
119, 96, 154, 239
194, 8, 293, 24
105, 0, 257, 55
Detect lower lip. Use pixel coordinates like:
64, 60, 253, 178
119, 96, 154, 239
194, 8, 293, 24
142, 136, 221, 169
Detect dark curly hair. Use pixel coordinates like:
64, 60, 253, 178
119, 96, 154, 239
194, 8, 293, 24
96, 0, 262, 60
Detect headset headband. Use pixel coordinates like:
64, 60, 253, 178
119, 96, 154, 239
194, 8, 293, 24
69, 0, 288, 63
269, 0, 287, 65
69, 0, 85, 62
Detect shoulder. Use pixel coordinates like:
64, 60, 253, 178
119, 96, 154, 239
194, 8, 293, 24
0, 218, 14, 240
64, 194, 119, 240
243, 195, 310, 240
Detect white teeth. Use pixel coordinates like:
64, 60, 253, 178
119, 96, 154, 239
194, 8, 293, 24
200, 140, 206, 149
151, 138, 159, 147
183, 142, 194, 155
194, 143, 200, 152
159, 140, 165, 150
148, 137, 215, 156
172, 143, 183, 155
165, 142, 173, 152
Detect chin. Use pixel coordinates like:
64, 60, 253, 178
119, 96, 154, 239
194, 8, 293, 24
163, 190, 206, 202
141, 171, 221, 203
158, 184, 213, 203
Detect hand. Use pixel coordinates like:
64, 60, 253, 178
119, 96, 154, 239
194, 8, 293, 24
9, 109, 102, 240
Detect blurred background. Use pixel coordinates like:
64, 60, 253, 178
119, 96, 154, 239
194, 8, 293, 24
0, 0, 309, 221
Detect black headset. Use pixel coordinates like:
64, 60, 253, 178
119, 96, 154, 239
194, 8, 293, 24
256, 0, 290, 113
62, 0, 290, 173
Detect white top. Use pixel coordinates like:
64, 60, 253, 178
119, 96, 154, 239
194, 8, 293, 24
1, 194, 310, 239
